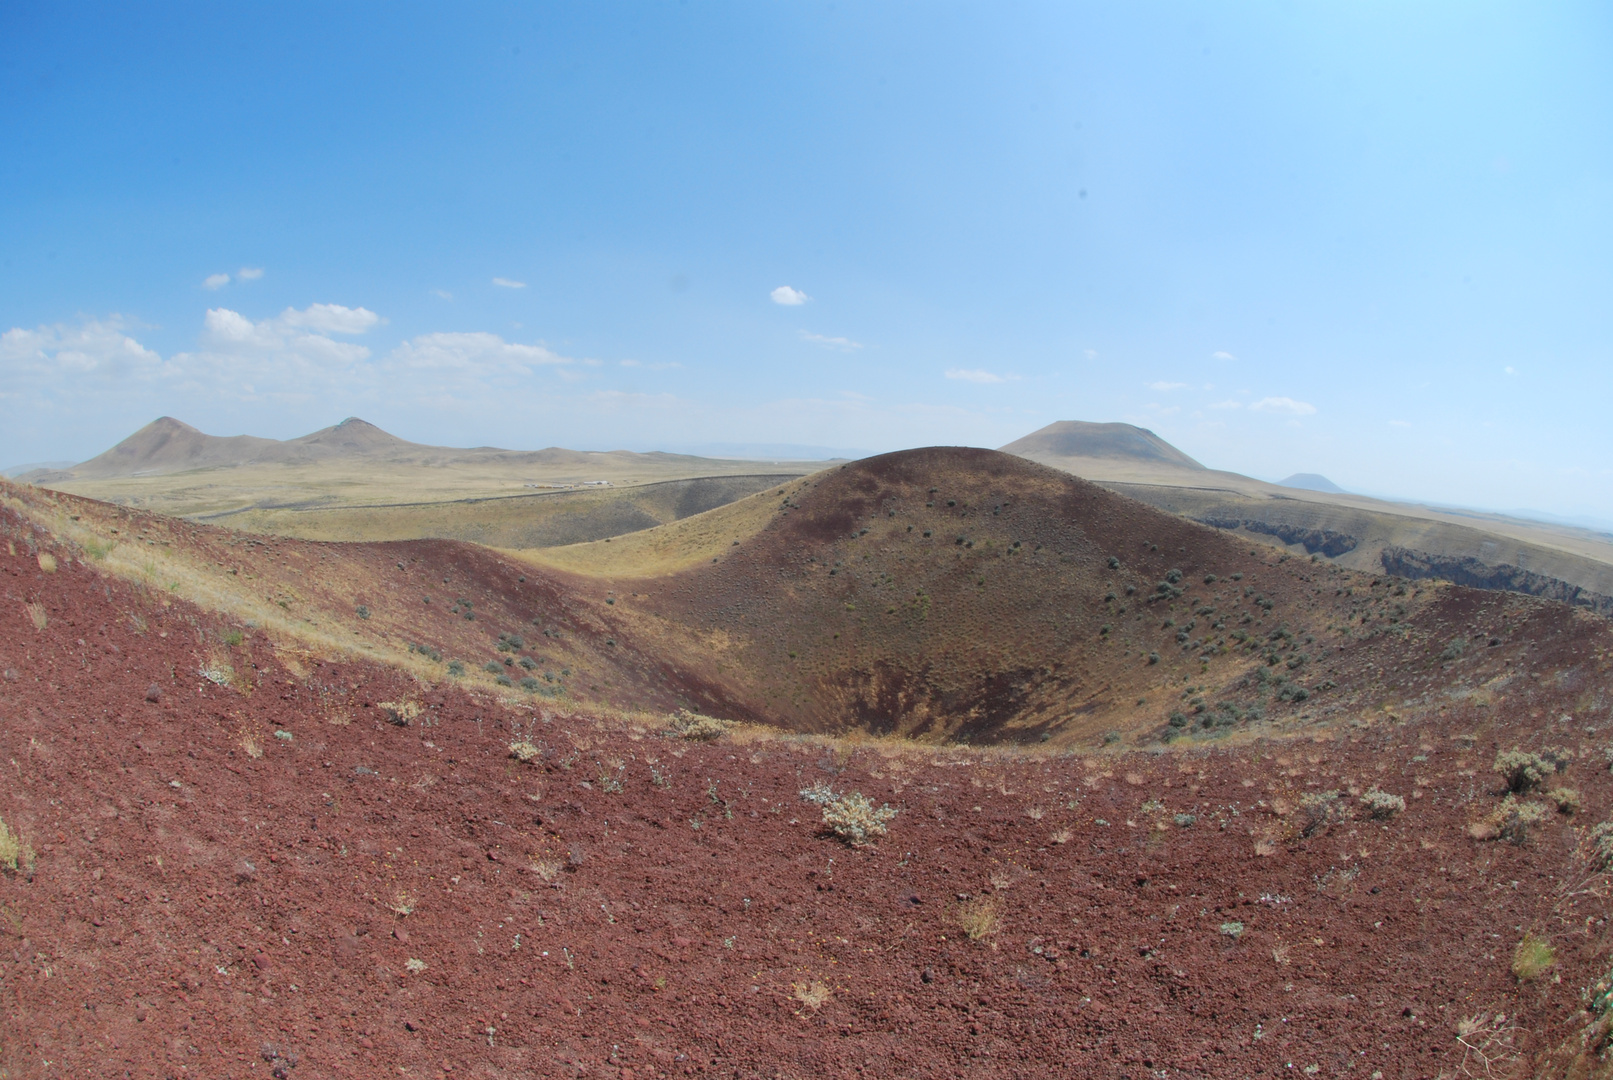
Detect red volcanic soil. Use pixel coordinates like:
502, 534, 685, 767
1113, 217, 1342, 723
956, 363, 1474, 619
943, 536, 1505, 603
6, 508, 1613, 1078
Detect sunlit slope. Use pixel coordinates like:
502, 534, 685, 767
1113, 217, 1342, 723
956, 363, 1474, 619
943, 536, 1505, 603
211, 473, 799, 548
518, 476, 808, 577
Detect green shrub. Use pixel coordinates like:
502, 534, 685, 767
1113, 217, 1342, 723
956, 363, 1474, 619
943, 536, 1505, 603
1299, 791, 1344, 837
1359, 788, 1405, 820
447, 660, 465, 676
1491, 795, 1548, 844
483, 661, 504, 675
1589, 821, 1613, 870
667, 709, 734, 741
1547, 787, 1581, 815
356, 605, 370, 619
1440, 637, 1466, 661
810, 789, 898, 846
1494, 750, 1553, 793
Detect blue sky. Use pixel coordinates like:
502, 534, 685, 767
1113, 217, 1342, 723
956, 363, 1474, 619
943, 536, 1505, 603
3, 3, 1610, 521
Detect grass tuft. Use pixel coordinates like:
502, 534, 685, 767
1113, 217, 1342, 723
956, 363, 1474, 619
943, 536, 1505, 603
1511, 935, 1554, 981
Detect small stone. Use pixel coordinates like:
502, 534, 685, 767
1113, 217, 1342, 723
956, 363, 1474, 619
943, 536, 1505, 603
393, 928, 409, 944
236, 859, 257, 881
144, 683, 163, 703
252, 952, 271, 971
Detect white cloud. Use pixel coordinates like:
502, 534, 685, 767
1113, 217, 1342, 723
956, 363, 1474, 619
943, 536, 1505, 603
237, 267, 264, 281
1504, 366, 1516, 375
619, 359, 683, 370
279, 303, 381, 335
0, 316, 166, 382
1212, 350, 1236, 361
1083, 348, 1098, 360
192, 306, 373, 375
1147, 380, 1187, 391
770, 285, 809, 306
946, 368, 1014, 384
1389, 419, 1411, 428
1249, 396, 1317, 416
492, 277, 527, 289
386, 332, 572, 376
799, 331, 863, 351
203, 273, 230, 290
434, 289, 453, 300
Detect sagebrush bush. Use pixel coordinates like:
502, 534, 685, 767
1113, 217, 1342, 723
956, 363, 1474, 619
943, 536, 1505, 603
1358, 788, 1405, 820
1494, 750, 1554, 793
1547, 787, 1581, 815
666, 709, 733, 741
1299, 791, 1345, 837
1490, 795, 1548, 844
378, 699, 421, 727
509, 740, 540, 763
1589, 821, 1613, 870
800, 784, 897, 845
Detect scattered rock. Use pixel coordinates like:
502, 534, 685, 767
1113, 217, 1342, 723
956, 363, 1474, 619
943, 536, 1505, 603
144, 682, 162, 702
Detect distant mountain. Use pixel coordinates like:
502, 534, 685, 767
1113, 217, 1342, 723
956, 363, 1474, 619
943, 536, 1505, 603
19, 416, 835, 484
26, 416, 414, 480
999, 421, 1206, 470
1, 460, 75, 479
1278, 473, 1347, 494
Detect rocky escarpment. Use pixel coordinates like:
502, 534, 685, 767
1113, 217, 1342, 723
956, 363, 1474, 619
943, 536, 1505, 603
1193, 516, 1360, 558
1381, 546, 1613, 617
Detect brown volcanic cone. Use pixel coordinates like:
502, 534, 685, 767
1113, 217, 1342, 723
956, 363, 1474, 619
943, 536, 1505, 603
547, 447, 1383, 743
999, 419, 1206, 469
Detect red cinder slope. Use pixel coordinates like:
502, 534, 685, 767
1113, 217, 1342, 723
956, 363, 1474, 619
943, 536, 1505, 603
5, 496, 1613, 1077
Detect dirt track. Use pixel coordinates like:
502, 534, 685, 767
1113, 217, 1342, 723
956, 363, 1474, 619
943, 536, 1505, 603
5, 520, 1613, 1078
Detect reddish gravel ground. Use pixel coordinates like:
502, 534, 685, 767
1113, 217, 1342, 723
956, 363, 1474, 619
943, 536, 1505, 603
5, 514, 1613, 1079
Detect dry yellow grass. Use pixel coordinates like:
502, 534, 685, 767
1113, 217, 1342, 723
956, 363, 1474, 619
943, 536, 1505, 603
512, 478, 807, 578
0, 816, 35, 874
791, 980, 832, 1010
952, 895, 1003, 941
0, 485, 452, 687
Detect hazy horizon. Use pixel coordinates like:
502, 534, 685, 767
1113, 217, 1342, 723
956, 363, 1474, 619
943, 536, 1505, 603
4, 3, 1610, 519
